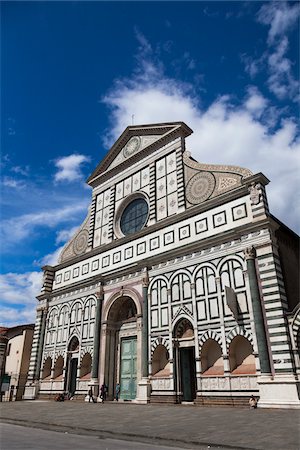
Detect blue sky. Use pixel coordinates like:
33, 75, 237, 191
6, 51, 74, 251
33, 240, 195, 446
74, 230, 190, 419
1, 1, 299, 326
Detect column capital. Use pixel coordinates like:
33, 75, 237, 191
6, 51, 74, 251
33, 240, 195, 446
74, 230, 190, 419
244, 246, 256, 260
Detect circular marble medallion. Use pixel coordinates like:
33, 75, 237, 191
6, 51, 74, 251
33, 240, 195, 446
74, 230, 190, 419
186, 171, 216, 204
73, 229, 89, 255
123, 136, 141, 158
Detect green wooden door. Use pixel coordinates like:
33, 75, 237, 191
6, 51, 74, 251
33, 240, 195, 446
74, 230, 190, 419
180, 348, 196, 402
120, 337, 137, 400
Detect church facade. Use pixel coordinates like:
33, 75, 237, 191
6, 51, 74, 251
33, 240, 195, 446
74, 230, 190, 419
24, 122, 300, 408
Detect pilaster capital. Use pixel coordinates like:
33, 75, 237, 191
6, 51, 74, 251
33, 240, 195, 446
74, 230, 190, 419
244, 246, 256, 260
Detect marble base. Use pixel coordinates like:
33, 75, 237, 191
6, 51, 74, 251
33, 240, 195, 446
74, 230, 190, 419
23, 382, 39, 400
258, 375, 300, 409
135, 378, 151, 404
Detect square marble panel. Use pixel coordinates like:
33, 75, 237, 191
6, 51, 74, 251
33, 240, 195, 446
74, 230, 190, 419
113, 251, 121, 263
195, 218, 208, 234
137, 241, 146, 255
164, 230, 174, 246
124, 247, 133, 260
232, 203, 247, 221
213, 211, 227, 228
179, 224, 190, 240
92, 259, 99, 271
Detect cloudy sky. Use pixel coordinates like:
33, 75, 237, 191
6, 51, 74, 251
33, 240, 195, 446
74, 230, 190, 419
1, 1, 299, 327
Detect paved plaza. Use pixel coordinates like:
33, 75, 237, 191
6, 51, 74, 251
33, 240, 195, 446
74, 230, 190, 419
0, 401, 299, 450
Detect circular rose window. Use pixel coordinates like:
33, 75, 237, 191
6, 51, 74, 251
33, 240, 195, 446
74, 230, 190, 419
120, 197, 149, 236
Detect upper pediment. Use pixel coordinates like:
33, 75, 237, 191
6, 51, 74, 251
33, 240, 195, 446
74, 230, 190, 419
87, 122, 192, 186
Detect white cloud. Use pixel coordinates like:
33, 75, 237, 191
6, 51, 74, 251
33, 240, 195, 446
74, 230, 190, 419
55, 226, 79, 245
257, 1, 300, 44
1, 201, 88, 249
0, 271, 42, 326
267, 37, 299, 101
103, 32, 300, 232
2, 176, 26, 189
254, 2, 300, 102
244, 86, 268, 118
54, 154, 90, 182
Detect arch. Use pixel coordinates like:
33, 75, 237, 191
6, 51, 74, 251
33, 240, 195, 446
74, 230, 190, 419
53, 355, 64, 380
194, 264, 217, 298
151, 336, 170, 354
148, 275, 169, 293
173, 317, 194, 339
80, 352, 92, 379
170, 270, 192, 303
103, 287, 142, 321
229, 335, 256, 374
216, 254, 245, 277
58, 304, 69, 326
201, 339, 224, 376
199, 330, 223, 350
152, 344, 170, 377
226, 326, 253, 349
70, 300, 83, 324
169, 268, 193, 286
47, 307, 59, 328
192, 262, 217, 283
83, 294, 97, 309
68, 335, 79, 352
42, 356, 52, 379
291, 307, 300, 348
149, 277, 168, 308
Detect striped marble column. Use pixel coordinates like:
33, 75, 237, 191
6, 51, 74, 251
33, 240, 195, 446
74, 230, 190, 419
142, 272, 149, 378
244, 246, 271, 374
91, 282, 104, 394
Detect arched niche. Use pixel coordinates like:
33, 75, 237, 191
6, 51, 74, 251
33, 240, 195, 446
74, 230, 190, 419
229, 335, 256, 374
201, 339, 224, 376
152, 345, 170, 377
53, 356, 64, 380
80, 353, 92, 379
42, 357, 52, 379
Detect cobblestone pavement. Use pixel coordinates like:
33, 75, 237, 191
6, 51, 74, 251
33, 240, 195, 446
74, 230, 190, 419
1, 401, 299, 450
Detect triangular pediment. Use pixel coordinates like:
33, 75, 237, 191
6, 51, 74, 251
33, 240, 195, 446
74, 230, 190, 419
87, 122, 192, 186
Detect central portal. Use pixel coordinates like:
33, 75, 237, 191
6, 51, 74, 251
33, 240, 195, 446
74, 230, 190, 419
120, 337, 137, 400
104, 295, 139, 401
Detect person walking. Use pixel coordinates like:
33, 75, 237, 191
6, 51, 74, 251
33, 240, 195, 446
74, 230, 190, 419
100, 383, 107, 402
88, 387, 95, 403
115, 383, 120, 401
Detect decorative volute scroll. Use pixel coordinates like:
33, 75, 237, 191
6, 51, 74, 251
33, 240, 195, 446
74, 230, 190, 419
183, 151, 253, 207
58, 209, 91, 263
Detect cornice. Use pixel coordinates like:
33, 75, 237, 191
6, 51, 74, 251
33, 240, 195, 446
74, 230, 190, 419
87, 124, 191, 187
49, 218, 272, 298
52, 172, 268, 272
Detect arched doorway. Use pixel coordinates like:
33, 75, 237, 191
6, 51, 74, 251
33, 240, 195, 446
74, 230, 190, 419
105, 296, 138, 400
65, 336, 79, 395
173, 318, 196, 402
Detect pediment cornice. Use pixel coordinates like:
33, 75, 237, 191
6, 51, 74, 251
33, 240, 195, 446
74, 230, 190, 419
87, 122, 192, 187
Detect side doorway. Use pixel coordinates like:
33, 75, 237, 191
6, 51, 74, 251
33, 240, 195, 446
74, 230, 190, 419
179, 347, 196, 402
174, 318, 197, 403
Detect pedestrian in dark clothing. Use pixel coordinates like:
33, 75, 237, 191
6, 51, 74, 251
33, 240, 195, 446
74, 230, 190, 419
100, 383, 107, 401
